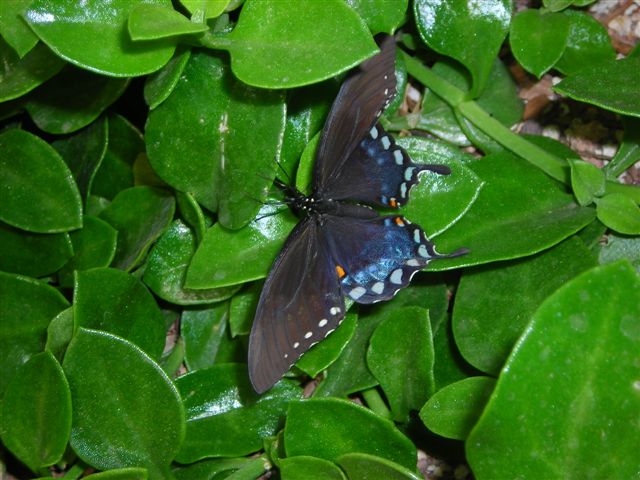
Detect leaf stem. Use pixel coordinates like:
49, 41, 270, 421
362, 387, 391, 419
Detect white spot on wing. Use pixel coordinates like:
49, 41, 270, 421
413, 229, 421, 243
381, 136, 390, 150
394, 150, 403, 165
370, 126, 378, 139
293, 342, 300, 349
349, 286, 366, 300
304, 331, 313, 339
330, 307, 341, 315
406, 259, 421, 267
390, 269, 403, 285
418, 244, 430, 258
404, 167, 415, 181
400, 183, 407, 198
318, 319, 328, 328
371, 282, 384, 294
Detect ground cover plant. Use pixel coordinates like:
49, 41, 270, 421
0, 0, 639, 479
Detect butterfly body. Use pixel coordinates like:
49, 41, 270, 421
249, 36, 465, 394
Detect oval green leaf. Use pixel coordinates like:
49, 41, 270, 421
63, 328, 185, 478
181, 302, 231, 370
419, 376, 495, 440
367, 307, 435, 422
144, 47, 191, 109
453, 236, 597, 374
74, 268, 166, 360
128, 4, 208, 40
25, 66, 129, 134
0, 0, 39, 57
595, 193, 640, 235
98, 186, 175, 271
413, 0, 511, 97
280, 456, 345, 480
0, 128, 82, 233
0, 221, 73, 278
145, 51, 286, 228
174, 364, 301, 462
337, 453, 422, 480
344, 0, 408, 35
285, 398, 416, 471
0, 271, 69, 395
24, 0, 176, 76
467, 261, 640, 479
225, 0, 377, 88
144, 220, 240, 305
0, 351, 71, 472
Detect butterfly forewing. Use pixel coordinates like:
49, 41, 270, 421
248, 217, 346, 394
313, 35, 397, 195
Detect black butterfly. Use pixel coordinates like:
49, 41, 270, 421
248, 36, 466, 394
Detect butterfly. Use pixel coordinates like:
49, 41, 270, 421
248, 35, 466, 394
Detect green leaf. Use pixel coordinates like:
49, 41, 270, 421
144, 47, 191, 109
337, 453, 422, 480
83, 468, 148, 479
296, 312, 357, 379
186, 204, 297, 289
173, 457, 256, 480
182, 302, 230, 370
52, 117, 108, 202
595, 193, 640, 235
174, 364, 301, 462
280, 456, 346, 480
344, 0, 408, 35
91, 114, 143, 201
45, 307, 74, 362
145, 51, 286, 228
420, 376, 495, 440
467, 262, 640, 479
396, 137, 483, 237
554, 9, 615, 76
0, 38, 64, 102
453, 237, 597, 375
425, 152, 596, 271
74, 268, 167, 360
569, 158, 606, 206
543, 0, 573, 12
58, 216, 118, 288
0, 0, 39, 57
605, 116, 640, 179
0, 129, 82, 233
0, 351, 71, 472
509, 10, 570, 78
599, 233, 640, 273
0, 221, 73, 278
413, 0, 511, 97
25, 66, 129, 134
63, 329, 185, 478
285, 398, 416, 471
144, 220, 240, 305
179, 0, 230, 19
228, 282, 262, 337
223, 0, 377, 88
0, 272, 69, 395
555, 56, 640, 118
175, 191, 208, 242
98, 186, 175, 271
24, 0, 176, 76
128, 4, 208, 40
433, 313, 477, 390
367, 307, 435, 422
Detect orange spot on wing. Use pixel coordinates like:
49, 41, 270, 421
394, 217, 405, 226
389, 198, 398, 208
335, 265, 346, 279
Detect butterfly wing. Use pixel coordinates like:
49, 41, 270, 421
249, 216, 346, 394
313, 35, 397, 195
324, 210, 462, 304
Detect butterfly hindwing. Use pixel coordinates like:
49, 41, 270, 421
323, 209, 444, 304
313, 35, 397, 195
248, 217, 345, 394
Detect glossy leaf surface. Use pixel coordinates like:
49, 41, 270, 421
467, 262, 640, 479
74, 268, 166, 359
146, 51, 286, 228
413, 0, 511, 97
0, 128, 82, 233
98, 186, 175, 271
0, 351, 71, 472
182, 303, 231, 370
25, 0, 176, 76
0, 0, 39, 56
595, 193, 640, 235
279, 456, 346, 480
63, 329, 185, 478
128, 4, 208, 40
285, 398, 416, 471
344, 0, 408, 35
175, 364, 301, 462
420, 376, 495, 440
0, 273, 68, 396
453, 237, 597, 374
337, 453, 422, 480
225, 0, 377, 88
